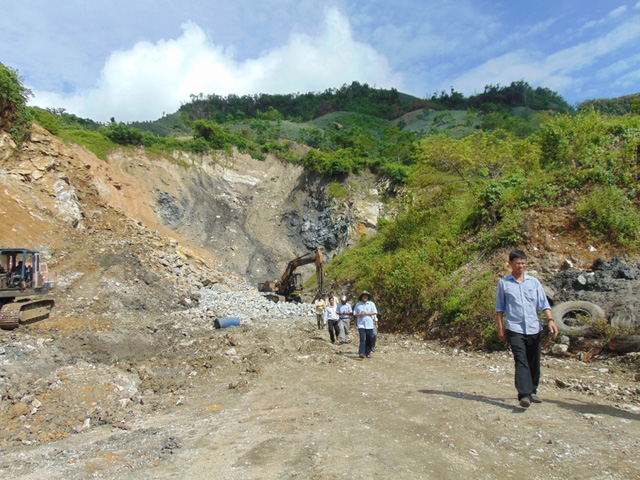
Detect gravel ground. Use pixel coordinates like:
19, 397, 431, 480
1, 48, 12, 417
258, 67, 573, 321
1, 278, 639, 479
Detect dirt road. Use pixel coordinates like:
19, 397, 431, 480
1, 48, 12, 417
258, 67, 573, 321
2, 311, 638, 480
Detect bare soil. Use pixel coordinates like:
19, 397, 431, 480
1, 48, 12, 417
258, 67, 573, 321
1, 315, 639, 479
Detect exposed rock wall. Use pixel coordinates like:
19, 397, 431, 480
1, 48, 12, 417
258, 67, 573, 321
107, 148, 387, 285
1, 125, 389, 289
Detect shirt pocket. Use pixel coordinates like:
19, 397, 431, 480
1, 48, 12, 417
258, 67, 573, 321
523, 285, 537, 303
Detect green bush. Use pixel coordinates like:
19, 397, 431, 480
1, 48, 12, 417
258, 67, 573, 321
186, 137, 210, 154
301, 148, 366, 177
480, 209, 525, 251
329, 182, 349, 198
377, 161, 410, 182
576, 185, 640, 247
192, 120, 235, 149
581, 315, 637, 345
30, 108, 61, 135
298, 127, 325, 148
0, 63, 32, 144
105, 122, 143, 146
61, 129, 117, 160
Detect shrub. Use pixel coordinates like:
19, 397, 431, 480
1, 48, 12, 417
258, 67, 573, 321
186, 137, 210, 154
580, 315, 636, 346
30, 108, 61, 135
329, 182, 349, 198
105, 122, 143, 146
0, 63, 32, 144
575, 185, 640, 247
480, 209, 525, 251
61, 129, 117, 160
192, 120, 233, 149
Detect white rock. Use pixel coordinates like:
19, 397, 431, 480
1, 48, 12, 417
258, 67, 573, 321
551, 344, 569, 355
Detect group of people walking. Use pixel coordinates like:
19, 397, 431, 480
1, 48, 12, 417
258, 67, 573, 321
315, 290, 378, 358
307, 249, 558, 407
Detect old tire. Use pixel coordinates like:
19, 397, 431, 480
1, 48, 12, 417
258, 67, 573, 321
551, 301, 605, 337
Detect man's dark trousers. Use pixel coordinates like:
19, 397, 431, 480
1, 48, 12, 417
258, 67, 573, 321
506, 330, 541, 400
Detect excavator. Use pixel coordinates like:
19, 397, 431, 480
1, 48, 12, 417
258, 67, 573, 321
0, 248, 56, 329
258, 248, 324, 303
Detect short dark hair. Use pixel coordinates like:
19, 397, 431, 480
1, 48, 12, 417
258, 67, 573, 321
509, 249, 527, 262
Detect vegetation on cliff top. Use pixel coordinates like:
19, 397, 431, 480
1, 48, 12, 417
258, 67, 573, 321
0, 63, 33, 145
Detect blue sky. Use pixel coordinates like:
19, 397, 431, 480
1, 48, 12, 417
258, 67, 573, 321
1, 0, 639, 122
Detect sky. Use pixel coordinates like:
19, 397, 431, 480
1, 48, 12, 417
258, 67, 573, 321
1, 0, 640, 123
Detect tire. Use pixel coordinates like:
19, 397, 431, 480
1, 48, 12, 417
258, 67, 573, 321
551, 301, 605, 337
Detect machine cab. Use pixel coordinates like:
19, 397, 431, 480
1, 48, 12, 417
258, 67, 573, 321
0, 248, 54, 291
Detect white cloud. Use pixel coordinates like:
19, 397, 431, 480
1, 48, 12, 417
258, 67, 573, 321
448, 50, 574, 95
29, 8, 402, 122
595, 53, 640, 80
608, 5, 628, 18
611, 68, 640, 90
448, 14, 640, 97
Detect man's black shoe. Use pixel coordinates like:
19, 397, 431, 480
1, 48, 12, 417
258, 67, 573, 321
519, 397, 531, 408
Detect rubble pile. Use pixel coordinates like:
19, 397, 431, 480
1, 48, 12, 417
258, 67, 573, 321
548, 256, 640, 330
185, 281, 316, 325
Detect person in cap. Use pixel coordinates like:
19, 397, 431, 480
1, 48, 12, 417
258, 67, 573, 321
336, 295, 353, 344
354, 291, 377, 358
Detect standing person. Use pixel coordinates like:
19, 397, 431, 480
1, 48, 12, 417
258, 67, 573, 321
354, 291, 377, 358
315, 293, 326, 329
371, 313, 379, 352
336, 295, 353, 344
324, 295, 340, 344
496, 249, 559, 409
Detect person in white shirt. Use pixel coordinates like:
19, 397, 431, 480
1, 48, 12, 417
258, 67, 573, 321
324, 295, 340, 344
336, 295, 353, 344
353, 291, 377, 358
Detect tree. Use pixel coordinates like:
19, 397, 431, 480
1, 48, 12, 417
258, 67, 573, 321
192, 119, 234, 149
0, 62, 32, 144
104, 122, 143, 146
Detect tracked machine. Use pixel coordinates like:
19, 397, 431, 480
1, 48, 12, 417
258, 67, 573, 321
258, 248, 324, 303
0, 248, 56, 330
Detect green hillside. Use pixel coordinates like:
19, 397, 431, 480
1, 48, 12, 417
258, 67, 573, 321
578, 93, 640, 115
322, 111, 640, 348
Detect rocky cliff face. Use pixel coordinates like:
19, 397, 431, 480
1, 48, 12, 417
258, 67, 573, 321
1, 126, 388, 287
113, 147, 388, 284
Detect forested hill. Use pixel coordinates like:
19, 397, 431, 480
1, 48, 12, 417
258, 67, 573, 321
578, 93, 640, 115
177, 80, 574, 124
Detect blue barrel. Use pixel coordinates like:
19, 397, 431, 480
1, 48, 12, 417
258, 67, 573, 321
214, 317, 241, 329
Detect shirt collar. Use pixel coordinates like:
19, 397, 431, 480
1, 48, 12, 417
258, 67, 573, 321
506, 272, 531, 282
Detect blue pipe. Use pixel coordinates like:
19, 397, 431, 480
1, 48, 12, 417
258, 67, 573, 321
214, 317, 241, 328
